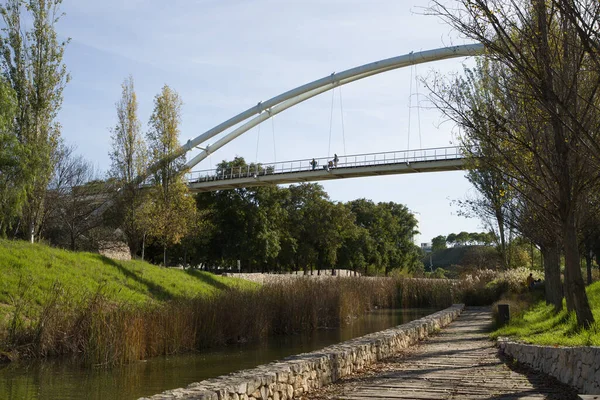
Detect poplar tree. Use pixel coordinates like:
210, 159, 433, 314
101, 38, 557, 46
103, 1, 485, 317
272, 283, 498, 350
109, 76, 147, 256
145, 85, 195, 265
0, 76, 25, 236
0, 0, 70, 242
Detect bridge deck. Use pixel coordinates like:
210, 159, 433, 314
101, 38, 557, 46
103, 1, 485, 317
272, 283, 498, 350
186, 147, 466, 192
306, 308, 578, 400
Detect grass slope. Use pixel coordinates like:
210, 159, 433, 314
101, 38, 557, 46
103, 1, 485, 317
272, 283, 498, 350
491, 281, 600, 346
0, 240, 255, 319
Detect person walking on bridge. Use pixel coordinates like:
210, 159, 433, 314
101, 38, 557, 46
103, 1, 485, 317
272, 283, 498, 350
333, 154, 339, 167
310, 158, 317, 170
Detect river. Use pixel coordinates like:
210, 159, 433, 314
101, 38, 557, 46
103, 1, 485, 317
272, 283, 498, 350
0, 308, 437, 400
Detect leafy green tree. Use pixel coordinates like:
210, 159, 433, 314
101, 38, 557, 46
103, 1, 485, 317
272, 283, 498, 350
286, 183, 344, 274
337, 224, 374, 275
194, 158, 287, 271
109, 76, 147, 256
380, 202, 421, 275
431, 235, 447, 252
446, 233, 457, 247
455, 232, 470, 247
144, 85, 195, 265
0, 0, 70, 242
0, 76, 26, 236
347, 199, 420, 275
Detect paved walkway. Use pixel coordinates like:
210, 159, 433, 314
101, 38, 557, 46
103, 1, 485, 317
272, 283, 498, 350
306, 308, 578, 400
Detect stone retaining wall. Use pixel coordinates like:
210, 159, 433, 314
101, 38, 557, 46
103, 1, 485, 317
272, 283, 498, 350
222, 270, 359, 285
141, 304, 464, 400
498, 339, 600, 394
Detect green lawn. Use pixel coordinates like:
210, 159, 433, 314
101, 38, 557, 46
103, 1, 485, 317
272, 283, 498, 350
491, 281, 600, 346
0, 239, 255, 320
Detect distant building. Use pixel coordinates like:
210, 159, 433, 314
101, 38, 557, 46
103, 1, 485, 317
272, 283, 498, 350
421, 242, 432, 253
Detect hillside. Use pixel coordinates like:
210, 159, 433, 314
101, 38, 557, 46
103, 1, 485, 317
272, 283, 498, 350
0, 240, 255, 319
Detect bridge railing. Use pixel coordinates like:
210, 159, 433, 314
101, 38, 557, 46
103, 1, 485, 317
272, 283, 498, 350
186, 146, 463, 184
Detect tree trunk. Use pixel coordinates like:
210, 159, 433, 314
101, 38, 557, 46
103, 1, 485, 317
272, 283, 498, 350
585, 251, 592, 286
541, 244, 562, 311
29, 219, 35, 244
495, 209, 508, 269
163, 244, 167, 267
141, 233, 146, 261
563, 217, 594, 327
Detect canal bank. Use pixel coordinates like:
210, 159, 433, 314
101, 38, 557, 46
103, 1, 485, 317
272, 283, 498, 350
140, 305, 463, 400
0, 308, 437, 400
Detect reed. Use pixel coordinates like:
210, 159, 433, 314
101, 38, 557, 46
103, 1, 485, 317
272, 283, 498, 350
1, 277, 399, 366
1, 273, 512, 366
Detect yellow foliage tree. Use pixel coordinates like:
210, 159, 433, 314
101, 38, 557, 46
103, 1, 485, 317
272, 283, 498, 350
145, 85, 196, 265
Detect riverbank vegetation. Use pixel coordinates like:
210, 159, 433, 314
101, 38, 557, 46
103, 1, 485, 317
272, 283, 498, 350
491, 282, 600, 346
0, 250, 402, 366
0, 241, 535, 366
0, 277, 399, 366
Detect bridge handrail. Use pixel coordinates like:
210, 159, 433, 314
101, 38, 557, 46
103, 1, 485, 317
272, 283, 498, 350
186, 146, 463, 184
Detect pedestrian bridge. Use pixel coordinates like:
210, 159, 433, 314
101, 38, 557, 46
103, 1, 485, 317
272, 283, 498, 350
186, 146, 465, 192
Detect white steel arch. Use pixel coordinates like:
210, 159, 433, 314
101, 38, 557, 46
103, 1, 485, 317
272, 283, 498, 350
149, 43, 485, 174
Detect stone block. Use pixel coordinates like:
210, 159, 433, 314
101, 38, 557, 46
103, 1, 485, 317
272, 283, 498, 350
246, 379, 261, 396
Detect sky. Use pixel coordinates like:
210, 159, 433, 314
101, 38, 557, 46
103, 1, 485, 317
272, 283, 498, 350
51, 0, 484, 244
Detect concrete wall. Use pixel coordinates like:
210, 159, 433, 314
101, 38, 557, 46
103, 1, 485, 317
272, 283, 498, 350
140, 304, 464, 400
498, 339, 600, 394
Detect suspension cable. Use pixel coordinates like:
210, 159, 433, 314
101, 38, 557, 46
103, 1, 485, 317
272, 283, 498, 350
255, 122, 261, 164
270, 112, 277, 162
339, 85, 347, 155
328, 87, 335, 158
407, 65, 414, 151
415, 64, 423, 149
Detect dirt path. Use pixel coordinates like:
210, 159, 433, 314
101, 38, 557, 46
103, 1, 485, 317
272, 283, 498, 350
305, 307, 578, 400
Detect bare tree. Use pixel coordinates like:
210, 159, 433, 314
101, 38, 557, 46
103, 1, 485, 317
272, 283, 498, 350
42, 144, 108, 250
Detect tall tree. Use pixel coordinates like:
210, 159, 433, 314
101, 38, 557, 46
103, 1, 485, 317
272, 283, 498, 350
109, 76, 147, 256
145, 84, 195, 265
0, 0, 70, 242
347, 199, 420, 275
431, 235, 447, 252
0, 75, 26, 236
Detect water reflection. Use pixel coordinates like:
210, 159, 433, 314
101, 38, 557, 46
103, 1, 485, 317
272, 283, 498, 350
0, 308, 436, 400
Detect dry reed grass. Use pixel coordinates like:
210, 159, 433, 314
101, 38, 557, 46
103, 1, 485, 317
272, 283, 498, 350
1, 277, 400, 366
1, 274, 506, 366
